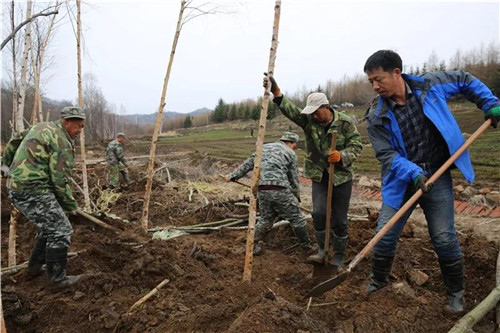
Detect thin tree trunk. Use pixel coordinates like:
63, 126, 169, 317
242, 0, 281, 282
35, 10, 56, 123
17, 0, 33, 133
448, 285, 500, 333
496, 250, 500, 333
30, 45, 39, 124
76, 0, 91, 211
8, 207, 19, 266
141, 0, 186, 230
8, 0, 34, 268
11, 1, 19, 132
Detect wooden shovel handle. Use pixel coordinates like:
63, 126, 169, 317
347, 119, 492, 271
323, 131, 338, 263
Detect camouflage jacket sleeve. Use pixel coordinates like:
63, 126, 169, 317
275, 95, 309, 129
229, 153, 256, 180
287, 153, 300, 200
49, 133, 77, 211
2, 129, 29, 167
338, 119, 363, 167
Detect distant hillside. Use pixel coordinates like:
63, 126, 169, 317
121, 107, 210, 125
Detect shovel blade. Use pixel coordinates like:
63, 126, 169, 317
306, 270, 351, 298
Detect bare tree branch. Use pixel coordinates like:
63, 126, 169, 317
1, 9, 59, 50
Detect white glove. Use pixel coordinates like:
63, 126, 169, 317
1, 164, 10, 177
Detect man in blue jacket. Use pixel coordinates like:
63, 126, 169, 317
363, 50, 500, 313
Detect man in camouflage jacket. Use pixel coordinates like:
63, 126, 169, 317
264, 75, 363, 269
106, 133, 130, 190
5, 106, 86, 287
226, 132, 311, 255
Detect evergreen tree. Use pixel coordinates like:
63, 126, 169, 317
183, 115, 193, 128
211, 98, 228, 122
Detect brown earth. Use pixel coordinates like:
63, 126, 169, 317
1, 155, 499, 333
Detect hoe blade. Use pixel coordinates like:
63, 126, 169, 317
306, 270, 351, 298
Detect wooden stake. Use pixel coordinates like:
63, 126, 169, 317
242, 0, 282, 282
141, 1, 187, 230
76, 0, 91, 212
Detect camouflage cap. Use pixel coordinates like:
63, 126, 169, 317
116, 132, 127, 138
60, 106, 86, 119
280, 132, 299, 143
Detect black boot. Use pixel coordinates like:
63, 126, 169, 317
331, 233, 348, 268
46, 247, 83, 288
27, 236, 47, 278
307, 230, 326, 264
293, 226, 312, 251
365, 253, 394, 295
439, 257, 465, 313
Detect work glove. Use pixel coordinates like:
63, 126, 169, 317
327, 149, 341, 163
485, 105, 500, 128
413, 174, 433, 193
263, 73, 281, 96
0, 164, 10, 177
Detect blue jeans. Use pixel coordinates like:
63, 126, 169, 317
374, 170, 461, 260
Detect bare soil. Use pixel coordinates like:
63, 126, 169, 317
1, 154, 499, 333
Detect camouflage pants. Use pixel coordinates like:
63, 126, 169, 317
8, 190, 73, 249
108, 163, 128, 188
256, 188, 306, 238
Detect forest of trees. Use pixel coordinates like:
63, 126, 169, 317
1, 0, 498, 142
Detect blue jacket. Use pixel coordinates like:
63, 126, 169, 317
366, 70, 498, 209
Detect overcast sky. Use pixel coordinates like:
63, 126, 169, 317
4, 1, 500, 115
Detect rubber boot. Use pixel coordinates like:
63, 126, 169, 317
120, 170, 131, 189
46, 247, 83, 288
331, 233, 348, 268
27, 236, 47, 278
293, 226, 312, 252
307, 230, 326, 264
439, 257, 465, 313
365, 253, 395, 295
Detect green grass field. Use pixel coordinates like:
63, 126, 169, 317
147, 104, 499, 185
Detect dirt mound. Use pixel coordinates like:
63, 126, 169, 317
2, 162, 499, 332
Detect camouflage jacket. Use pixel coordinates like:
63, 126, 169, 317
229, 141, 301, 199
7, 120, 78, 211
106, 139, 126, 165
2, 128, 30, 167
275, 95, 363, 185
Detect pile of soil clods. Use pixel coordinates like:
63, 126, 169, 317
2, 175, 499, 332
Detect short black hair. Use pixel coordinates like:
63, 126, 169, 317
363, 50, 403, 73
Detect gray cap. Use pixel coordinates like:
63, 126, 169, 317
116, 133, 127, 138
301, 92, 329, 115
60, 106, 86, 119
280, 132, 299, 143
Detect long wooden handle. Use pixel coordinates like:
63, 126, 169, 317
347, 119, 492, 271
323, 131, 338, 264
76, 209, 120, 232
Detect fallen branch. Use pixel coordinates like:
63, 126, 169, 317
128, 278, 170, 312
309, 301, 339, 308
113, 278, 170, 333
448, 285, 500, 333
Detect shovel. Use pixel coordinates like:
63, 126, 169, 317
312, 131, 338, 279
306, 119, 492, 297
